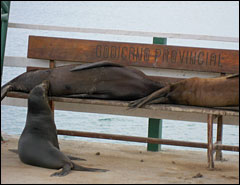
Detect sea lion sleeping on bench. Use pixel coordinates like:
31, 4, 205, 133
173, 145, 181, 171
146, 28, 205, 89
1, 61, 164, 101
129, 74, 239, 109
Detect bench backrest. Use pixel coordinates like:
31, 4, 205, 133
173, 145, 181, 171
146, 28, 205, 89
27, 36, 239, 76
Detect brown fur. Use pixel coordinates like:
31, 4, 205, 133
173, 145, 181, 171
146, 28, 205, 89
129, 74, 239, 108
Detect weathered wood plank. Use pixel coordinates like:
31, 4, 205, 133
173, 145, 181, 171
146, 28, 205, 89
3, 56, 223, 78
3, 96, 239, 125
6, 92, 239, 117
28, 36, 239, 74
207, 114, 215, 169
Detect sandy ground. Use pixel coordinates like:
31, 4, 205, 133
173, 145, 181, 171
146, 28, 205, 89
1, 134, 239, 184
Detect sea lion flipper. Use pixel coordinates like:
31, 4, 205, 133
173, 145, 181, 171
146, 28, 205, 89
70, 61, 124, 72
129, 86, 171, 108
1, 84, 12, 101
129, 97, 146, 108
50, 163, 72, 177
72, 163, 109, 172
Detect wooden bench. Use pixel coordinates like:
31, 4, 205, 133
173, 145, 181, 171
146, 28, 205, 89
4, 35, 239, 169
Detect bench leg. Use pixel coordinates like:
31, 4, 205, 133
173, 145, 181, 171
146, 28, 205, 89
215, 116, 223, 161
207, 114, 215, 169
147, 118, 162, 151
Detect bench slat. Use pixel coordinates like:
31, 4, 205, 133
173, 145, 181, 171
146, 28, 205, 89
28, 36, 239, 74
6, 92, 239, 117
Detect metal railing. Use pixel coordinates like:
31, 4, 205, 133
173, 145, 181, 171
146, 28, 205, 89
1, 1, 10, 84
8, 22, 239, 43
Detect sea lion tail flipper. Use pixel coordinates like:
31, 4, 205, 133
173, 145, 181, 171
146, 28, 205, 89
72, 163, 109, 172
70, 61, 124, 72
129, 85, 171, 108
50, 163, 72, 177
128, 97, 146, 109
148, 97, 169, 104
1, 84, 12, 101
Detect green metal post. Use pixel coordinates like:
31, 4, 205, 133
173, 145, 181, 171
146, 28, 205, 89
1, 1, 10, 141
147, 37, 167, 152
1, 1, 11, 85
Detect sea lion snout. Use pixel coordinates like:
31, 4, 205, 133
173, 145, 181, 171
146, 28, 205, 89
29, 80, 50, 100
41, 80, 50, 92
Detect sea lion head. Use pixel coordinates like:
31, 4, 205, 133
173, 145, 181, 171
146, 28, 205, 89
29, 80, 49, 98
28, 80, 51, 112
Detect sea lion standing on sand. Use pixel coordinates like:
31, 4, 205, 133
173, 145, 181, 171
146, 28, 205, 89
1, 61, 164, 101
129, 74, 239, 108
18, 81, 108, 177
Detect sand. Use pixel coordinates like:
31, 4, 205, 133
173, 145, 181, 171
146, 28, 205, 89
1, 134, 239, 184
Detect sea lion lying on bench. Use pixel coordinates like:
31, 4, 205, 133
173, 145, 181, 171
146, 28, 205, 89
129, 74, 239, 109
1, 61, 164, 101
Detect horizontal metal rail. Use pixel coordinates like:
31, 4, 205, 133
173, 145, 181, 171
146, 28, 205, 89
8, 22, 239, 43
57, 129, 239, 152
